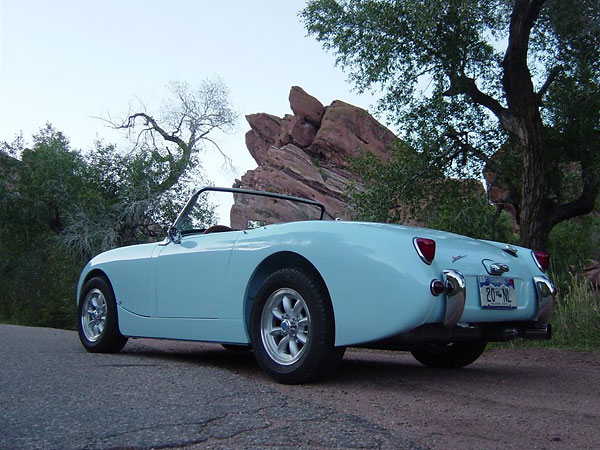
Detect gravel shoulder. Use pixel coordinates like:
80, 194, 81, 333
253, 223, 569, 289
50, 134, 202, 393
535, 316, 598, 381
1, 324, 598, 449
275, 347, 600, 449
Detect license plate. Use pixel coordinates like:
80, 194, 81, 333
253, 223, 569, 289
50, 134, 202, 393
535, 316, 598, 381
478, 276, 517, 309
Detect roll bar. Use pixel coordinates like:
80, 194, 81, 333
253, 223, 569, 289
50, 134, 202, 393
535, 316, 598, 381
172, 186, 327, 228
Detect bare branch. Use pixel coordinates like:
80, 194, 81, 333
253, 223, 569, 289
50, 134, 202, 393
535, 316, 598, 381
444, 131, 500, 174
444, 130, 521, 207
443, 74, 520, 135
549, 165, 599, 227
536, 66, 562, 104
203, 136, 233, 168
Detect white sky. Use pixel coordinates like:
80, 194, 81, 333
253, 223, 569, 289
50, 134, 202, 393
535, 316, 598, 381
0, 0, 382, 195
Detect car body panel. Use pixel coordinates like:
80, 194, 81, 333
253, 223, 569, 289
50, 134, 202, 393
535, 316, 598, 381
117, 307, 248, 343
226, 222, 438, 346
78, 219, 551, 348
78, 243, 158, 317
155, 232, 242, 318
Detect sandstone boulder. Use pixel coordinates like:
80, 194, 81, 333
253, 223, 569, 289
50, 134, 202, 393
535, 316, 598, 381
245, 113, 282, 165
309, 100, 395, 168
289, 86, 325, 126
231, 87, 393, 226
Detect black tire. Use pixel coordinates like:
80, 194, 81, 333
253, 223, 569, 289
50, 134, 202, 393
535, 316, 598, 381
410, 341, 487, 368
77, 276, 128, 353
221, 343, 252, 352
250, 267, 345, 384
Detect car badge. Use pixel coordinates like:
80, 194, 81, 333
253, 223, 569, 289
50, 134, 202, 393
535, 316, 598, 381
452, 254, 467, 263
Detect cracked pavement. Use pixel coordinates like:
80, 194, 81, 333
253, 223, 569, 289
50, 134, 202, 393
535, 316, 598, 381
0, 325, 418, 449
1, 324, 599, 449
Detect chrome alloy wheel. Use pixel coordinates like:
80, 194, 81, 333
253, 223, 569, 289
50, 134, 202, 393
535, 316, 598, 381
81, 288, 107, 342
260, 288, 311, 365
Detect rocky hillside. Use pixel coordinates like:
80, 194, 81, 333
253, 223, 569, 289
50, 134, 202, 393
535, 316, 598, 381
230, 86, 397, 228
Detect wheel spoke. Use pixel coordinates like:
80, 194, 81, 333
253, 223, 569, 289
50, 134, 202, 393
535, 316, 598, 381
272, 308, 284, 320
282, 295, 293, 314
269, 327, 283, 337
292, 300, 304, 316
297, 317, 309, 327
296, 331, 307, 344
277, 335, 291, 354
289, 338, 299, 357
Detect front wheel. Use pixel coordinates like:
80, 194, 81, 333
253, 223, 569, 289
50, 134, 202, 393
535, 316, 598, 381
250, 268, 345, 384
78, 276, 128, 353
410, 341, 487, 368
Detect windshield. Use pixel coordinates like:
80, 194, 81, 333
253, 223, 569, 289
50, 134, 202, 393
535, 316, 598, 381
174, 187, 325, 234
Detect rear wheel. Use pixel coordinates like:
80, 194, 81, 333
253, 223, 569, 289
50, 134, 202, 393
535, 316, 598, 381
251, 268, 345, 384
410, 341, 487, 368
78, 277, 128, 353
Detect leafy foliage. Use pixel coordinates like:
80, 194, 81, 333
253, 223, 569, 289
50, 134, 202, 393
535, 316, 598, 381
547, 214, 600, 275
0, 123, 219, 328
1, 78, 235, 328
302, 0, 600, 249
495, 272, 600, 351
349, 142, 515, 241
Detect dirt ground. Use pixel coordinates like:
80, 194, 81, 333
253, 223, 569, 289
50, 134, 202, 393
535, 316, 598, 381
272, 347, 600, 449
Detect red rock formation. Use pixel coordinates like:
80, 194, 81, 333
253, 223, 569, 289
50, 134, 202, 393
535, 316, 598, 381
309, 100, 394, 168
231, 86, 398, 228
289, 86, 325, 126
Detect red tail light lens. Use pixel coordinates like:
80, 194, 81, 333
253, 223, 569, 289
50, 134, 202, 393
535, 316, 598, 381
414, 237, 436, 265
532, 251, 550, 272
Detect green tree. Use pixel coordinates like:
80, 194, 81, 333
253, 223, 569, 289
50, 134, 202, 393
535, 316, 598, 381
65, 78, 235, 258
0, 78, 235, 328
0, 127, 90, 327
302, 0, 600, 250
350, 142, 515, 242
0, 124, 217, 327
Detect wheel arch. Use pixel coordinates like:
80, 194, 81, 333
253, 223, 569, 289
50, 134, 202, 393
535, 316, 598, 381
242, 251, 332, 341
79, 268, 114, 305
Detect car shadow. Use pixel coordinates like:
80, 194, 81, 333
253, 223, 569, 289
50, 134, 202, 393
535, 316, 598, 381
118, 339, 536, 387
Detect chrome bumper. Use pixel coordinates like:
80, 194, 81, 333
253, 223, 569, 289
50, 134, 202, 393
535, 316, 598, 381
533, 276, 556, 325
442, 269, 466, 327
438, 272, 555, 329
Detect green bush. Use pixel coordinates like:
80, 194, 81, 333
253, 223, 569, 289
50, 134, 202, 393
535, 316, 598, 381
548, 215, 600, 275
494, 272, 600, 351
549, 273, 600, 350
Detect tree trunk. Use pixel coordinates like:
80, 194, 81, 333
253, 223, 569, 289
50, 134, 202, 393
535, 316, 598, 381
516, 115, 551, 250
502, 0, 550, 251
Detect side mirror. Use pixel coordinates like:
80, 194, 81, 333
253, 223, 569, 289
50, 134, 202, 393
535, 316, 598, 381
167, 226, 182, 244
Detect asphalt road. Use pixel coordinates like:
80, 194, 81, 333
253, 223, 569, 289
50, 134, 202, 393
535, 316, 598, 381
1, 324, 599, 449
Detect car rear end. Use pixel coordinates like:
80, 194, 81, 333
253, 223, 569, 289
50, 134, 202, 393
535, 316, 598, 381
415, 231, 556, 343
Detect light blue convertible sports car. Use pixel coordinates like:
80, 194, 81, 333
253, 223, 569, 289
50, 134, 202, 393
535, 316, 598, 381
77, 187, 556, 383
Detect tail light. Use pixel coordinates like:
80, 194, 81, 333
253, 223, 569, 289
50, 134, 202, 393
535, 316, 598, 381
532, 251, 550, 272
413, 237, 436, 265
